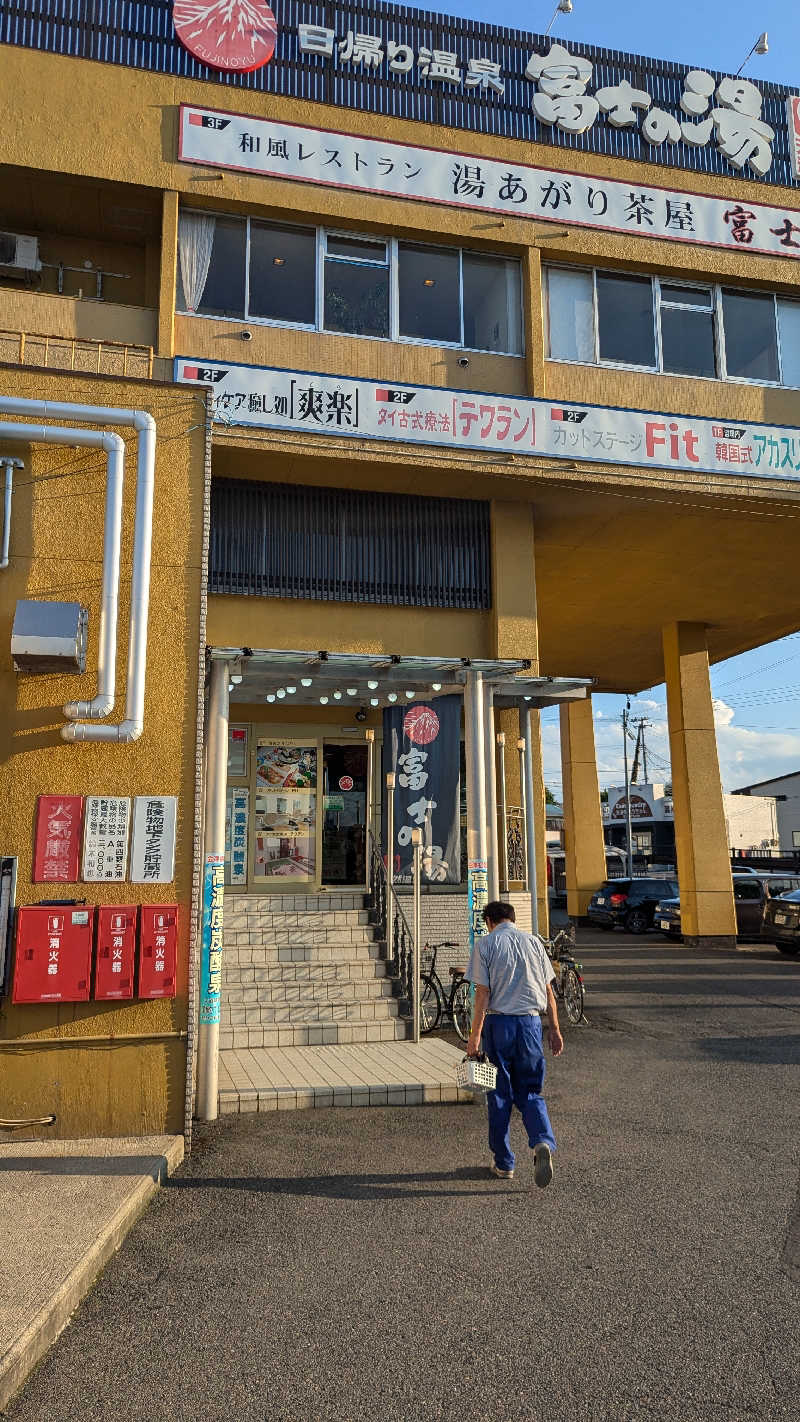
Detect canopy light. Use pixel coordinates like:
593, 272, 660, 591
367, 680, 379, 690
431, 682, 442, 691
276, 688, 286, 699
320, 695, 329, 705
230, 672, 243, 685
388, 692, 398, 702
300, 677, 313, 687
286, 685, 297, 694
370, 697, 380, 707
405, 690, 415, 699
346, 687, 358, 696
266, 693, 276, 703
333, 690, 343, 700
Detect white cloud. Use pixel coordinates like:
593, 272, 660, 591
541, 696, 800, 796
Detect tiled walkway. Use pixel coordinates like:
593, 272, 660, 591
218, 1037, 475, 1113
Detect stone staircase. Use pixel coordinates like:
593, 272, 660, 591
218, 893, 411, 1051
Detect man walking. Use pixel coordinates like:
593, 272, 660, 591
466, 901, 563, 1186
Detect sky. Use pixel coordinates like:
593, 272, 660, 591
431, 3, 800, 796
445, 1, 800, 91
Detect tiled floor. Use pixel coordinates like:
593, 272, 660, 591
218, 1037, 476, 1113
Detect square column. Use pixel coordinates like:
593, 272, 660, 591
663, 622, 736, 949
560, 697, 606, 921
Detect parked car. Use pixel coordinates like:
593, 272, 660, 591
761, 886, 800, 956
587, 876, 679, 934
655, 873, 800, 942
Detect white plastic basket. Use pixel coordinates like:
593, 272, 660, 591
456, 1056, 497, 1092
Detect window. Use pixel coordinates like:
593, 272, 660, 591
721, 290, 779, 382
659, 284, 716, 379
734, 880, 762, 901
323, 234, 390, 338
596, 273, 656, 368
249, 221, 316, 326
545, 264, 800, 388
177, 209, 523, 355
793, 831, 800, 849
398, 244, 460, 344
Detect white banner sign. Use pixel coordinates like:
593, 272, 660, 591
178, 105, 800, 263
175, 357, 800, 484
130, 796, 178, 884
82, 796, 131, 882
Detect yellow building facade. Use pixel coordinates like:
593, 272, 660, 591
1, 4, 799, 1136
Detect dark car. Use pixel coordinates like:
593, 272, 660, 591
762, 886, 800, 956
587, 876, 679, 934
656, 873, 800, 942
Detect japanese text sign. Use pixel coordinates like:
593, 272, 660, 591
382, 696, 461, 886
176, 357, 800, 485
33, 796, 83, 883
179, 107, 800, 263
82, 796, 131, 882
130, 796, 178, 884
200, 854, 225, 1023
226, 787, 249, 887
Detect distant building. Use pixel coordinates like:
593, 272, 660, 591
602, 783, 778, 861
731, 773, 800, 852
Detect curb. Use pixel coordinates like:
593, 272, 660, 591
0, 1136, 184, 1415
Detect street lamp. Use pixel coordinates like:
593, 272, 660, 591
735, 31, 768, 76
545, 0, 573, 37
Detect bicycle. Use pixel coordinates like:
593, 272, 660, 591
543, 927, 586, 1025
419, 940, 473, 1042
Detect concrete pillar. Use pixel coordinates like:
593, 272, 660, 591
157, 190, 179, 359
464, 669, 488, 949
484, 683, 499, 900
663, 622, 736, 948
560, 697, 606, 921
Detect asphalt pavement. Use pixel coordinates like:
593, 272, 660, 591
5, 932, 800, 1422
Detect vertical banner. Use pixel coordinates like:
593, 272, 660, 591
33, 796, 84, 882
468, 860, 489, 951
382, 696, 461, 885
199, 853, 225, 1024
225, 787, 250, 886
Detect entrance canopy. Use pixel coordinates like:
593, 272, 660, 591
208, 648, 592, 710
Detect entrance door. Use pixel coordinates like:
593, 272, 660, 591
322, 744, 368, 885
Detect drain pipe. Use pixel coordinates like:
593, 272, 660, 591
0, 456, 24, 569
0, 399, 156, 744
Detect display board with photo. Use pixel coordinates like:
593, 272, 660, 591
253, 741, 317, 880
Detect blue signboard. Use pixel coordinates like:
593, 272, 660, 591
2, 0, 798, 188
199, 852, 224, 1025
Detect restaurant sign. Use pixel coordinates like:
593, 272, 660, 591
178, 107, 800, 263
175, 357, 800, 485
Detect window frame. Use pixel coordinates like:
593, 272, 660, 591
544, 261, 800, 390
176, 208, 523, 356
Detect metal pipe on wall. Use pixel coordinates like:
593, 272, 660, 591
411, 828, 422, 1044
386, 771, 395, 968
465, 670, 488, 951
497, 732, 509, 893
365, 729, 374, 863
484, 683, 499, 901
520, 706, 539, 935
0, 457, 24, 570
0, 398, 157, 744
196, 658, 229, 1122
517, 735, 529, 890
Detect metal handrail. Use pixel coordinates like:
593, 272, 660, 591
367, 831, 415, 1016
1, 328, 154, 378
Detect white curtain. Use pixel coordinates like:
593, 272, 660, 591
178, 212, 216, 313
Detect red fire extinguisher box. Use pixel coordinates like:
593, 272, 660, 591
138, 904, 178, 999
13, 905, 94, 1003
94, 905, 137, 1001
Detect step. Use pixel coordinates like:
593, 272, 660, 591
218, 1038, 475, 1112
219, 1019, 412, 1049
224, 959, 389, 985
226, 942, 384, 967
223, 978, 396, 1007
227, 893, 367, 913
225, 908, 372, 930
220, 997, 402, 1026
225, 927, 378, 951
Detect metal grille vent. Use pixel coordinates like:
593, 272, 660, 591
209, 479, 491, 610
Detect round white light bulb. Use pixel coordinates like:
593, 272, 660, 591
333, 690, 343, 700
230, 673, 243, 685
388, 692, 398, 703
276, 688, 286, 699
370, 697, 379, 707
367, 680, 379, 691
266, 694, 276, 703
346, 687, 358, 697
319, 696, 329, 705
286, 685, 297, 694
301, 678, 313, 687
431, 682, 442, 692
405, 690, 415, 699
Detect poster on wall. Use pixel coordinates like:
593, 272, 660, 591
228, 725, 249, 777
225, 786, 250, 887
129, 796, 178, 883
33, 796, 84, 883
382, 696, 461, 885
82, 797, 131, 882
254, 742, 317, 880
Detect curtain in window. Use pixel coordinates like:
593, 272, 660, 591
178, 212, 216, 313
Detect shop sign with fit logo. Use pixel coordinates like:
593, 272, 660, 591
178, 107, 800, 263
176, 357, 800, 485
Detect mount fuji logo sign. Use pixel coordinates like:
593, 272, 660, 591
173, 0, 277, 73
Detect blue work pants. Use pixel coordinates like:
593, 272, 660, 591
482, 1013, 556, 1172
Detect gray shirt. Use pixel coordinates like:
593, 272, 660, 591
467, 922, 556, 1015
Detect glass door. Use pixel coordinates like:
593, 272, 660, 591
322, 743, 368, 885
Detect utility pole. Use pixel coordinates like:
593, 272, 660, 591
621, 699, 634, 876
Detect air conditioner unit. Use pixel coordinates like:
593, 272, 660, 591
0, 233, 42, 272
